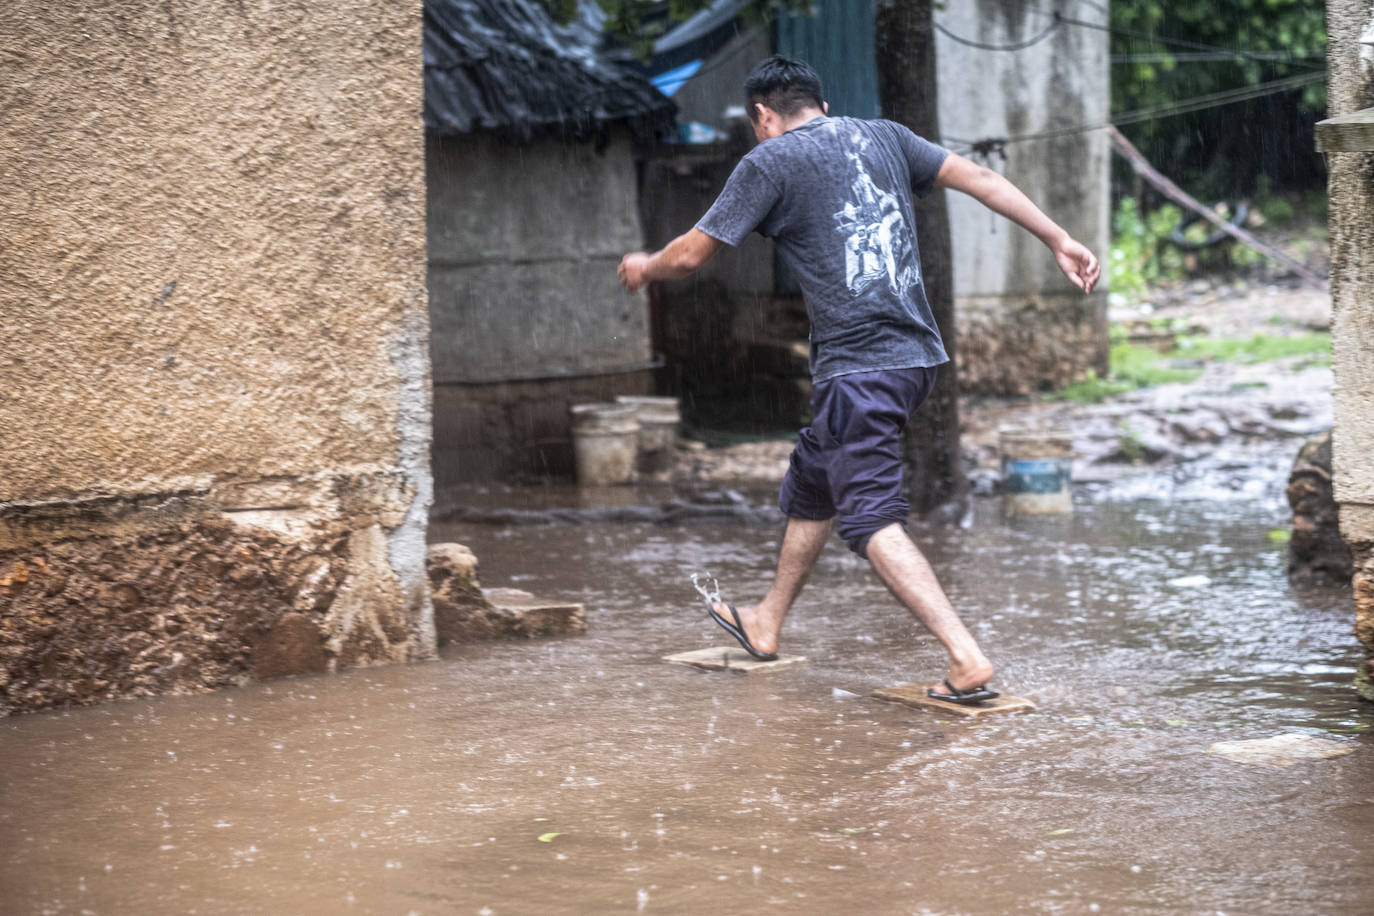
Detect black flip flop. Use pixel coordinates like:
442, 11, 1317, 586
927, 679, 1000, 706
705, 598, 778, 661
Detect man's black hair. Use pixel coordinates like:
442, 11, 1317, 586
744, 56, 824, 121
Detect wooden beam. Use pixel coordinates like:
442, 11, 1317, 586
1315, 108, 1374, 153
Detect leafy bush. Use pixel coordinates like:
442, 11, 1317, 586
1109, 197, 1185, 299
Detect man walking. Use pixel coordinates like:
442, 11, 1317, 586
618, 57, 1098, 704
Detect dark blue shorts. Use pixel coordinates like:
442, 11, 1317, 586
777, 366, 938, 557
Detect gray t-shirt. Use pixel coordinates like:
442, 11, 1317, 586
696, 115, 950, 382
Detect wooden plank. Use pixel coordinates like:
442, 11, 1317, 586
662, 647, 807, 673
1315, 108, 1374, 153
1108, 126, 1330, 293
873, 682, 1036, 719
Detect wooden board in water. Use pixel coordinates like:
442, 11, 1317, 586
663, 647, 806, 673
873, 682, 1036, 718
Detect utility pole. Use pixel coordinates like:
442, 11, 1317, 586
875, 0, 967, 515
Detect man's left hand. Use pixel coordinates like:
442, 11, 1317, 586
618, 252, 652, 293
1054, 238, 1100, 294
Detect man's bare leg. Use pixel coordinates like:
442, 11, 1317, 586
710, 517, 831, 656
865, 522, 995, 691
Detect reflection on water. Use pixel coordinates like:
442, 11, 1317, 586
1, 487, 1368, 915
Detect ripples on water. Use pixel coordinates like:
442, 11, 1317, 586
1, 471, 1369, 914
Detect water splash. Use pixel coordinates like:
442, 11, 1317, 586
691, 572, 723, 606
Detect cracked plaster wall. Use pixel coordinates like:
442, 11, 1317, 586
0, 1, 433, 715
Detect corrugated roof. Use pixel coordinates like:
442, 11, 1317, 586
424, 0, 676, 142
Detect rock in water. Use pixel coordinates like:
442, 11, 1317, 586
426, 544, 586, 644
1285, 430, 1354, 586
1207, 733, 1355, 768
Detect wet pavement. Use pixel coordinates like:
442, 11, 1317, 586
2, 472, 1370, 914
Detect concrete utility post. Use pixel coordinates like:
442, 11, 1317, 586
1319, 1, 1374, 699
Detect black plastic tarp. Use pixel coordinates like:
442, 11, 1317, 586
424, 0, 676, 143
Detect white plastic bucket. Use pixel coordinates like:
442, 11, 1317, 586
570, 403, 640, 486
615, 395, 681, 481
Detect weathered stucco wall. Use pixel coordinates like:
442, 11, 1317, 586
428, 129, 650, 382
1327, 1, 1374, 699
936, 1, 1111, 393
0, 1, 433, 715
427, 128, 654, 481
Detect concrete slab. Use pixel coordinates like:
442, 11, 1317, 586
872, 682, 1036, 718
484, 588, 587, 638
663, 647, 806, 673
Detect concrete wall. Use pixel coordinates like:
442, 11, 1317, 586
1327, 1, 1374, 699
936, 1, 1111, 393
0, 1, 433, 715
427, 128, 654, 481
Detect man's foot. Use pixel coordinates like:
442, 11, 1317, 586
944, 657, 995, 695
927, 679, 1000, 705
708, 600, 782, 657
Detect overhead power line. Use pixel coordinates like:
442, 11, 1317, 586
1111, 50, 1325, 65
1053, 11, 1325, 72
934, 18, 1060, 52
935, 8, 1322, 72
943, 70, 1325, 154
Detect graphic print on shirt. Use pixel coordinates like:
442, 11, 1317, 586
833, 129, 919, 297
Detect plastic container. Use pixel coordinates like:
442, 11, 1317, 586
999, 426, 1074, 515
570, 403, 640, 486
615, 395, 681, 481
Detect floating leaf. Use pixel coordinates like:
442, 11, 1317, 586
537, 832, 561, 843
1046, 828, 1075, 836
1165, 719, 1189, 727
1267, 528, 1292, 545
838, 828, 863, 835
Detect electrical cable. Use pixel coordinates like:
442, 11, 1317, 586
1052, 11, 1325, 72
933, 18, 1060, 52
1111, 50, 1325, 65
942, 70, 1325, 154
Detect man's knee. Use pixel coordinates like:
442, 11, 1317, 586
839, 516, 908, 558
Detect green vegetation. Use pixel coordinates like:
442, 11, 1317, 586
1176, 332, 1330, 364
1117, 420, 1148, 462
1052, 340, 1202, 403
1049, 330, 1331, 403
1112, 0, 1327, 200
1109, 197, 1185, 298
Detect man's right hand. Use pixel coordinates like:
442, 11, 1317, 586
618, 252, 652, 293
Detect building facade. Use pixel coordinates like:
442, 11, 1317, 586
0, 1, 433, 715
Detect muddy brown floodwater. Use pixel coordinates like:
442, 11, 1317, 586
2, 471, 1371, 914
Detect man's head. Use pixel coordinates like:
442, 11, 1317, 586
744, 56, 826, 141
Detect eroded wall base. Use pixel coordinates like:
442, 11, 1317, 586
1345, 505, 1374, 701
0, 473, 434, 717
957, 292, 1110, 395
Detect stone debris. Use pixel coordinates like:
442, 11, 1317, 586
483, 588, 587, 639
426, 543, 585, 644
1206, 733, 1356, 768
662, 647, 806, 673
1286, 430, 1354, 586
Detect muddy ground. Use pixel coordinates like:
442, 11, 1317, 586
676, 275, 1333, 499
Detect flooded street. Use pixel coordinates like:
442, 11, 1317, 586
3, 470, 1370, 914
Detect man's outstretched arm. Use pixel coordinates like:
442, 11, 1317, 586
933, 153, 1101, 294
618, 229, 725, 293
